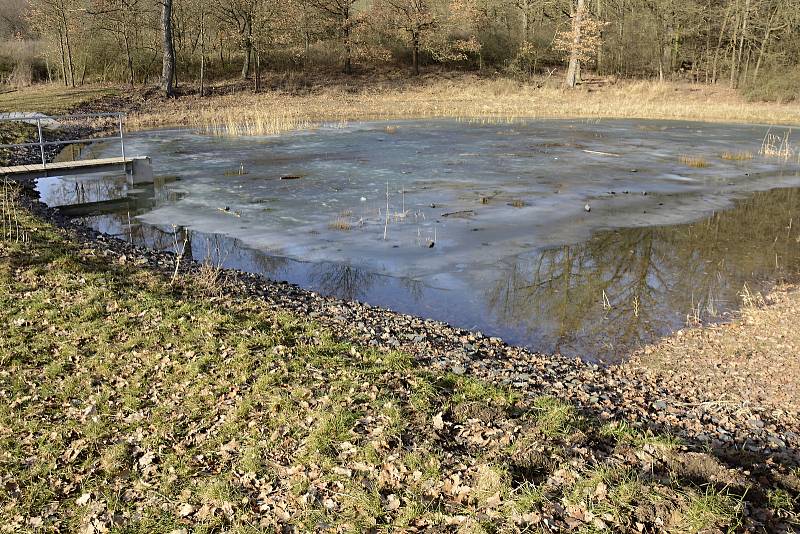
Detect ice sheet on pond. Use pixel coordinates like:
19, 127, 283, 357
36, 118, 800, 360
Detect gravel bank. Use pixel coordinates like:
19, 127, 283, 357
18, 186, 800, 465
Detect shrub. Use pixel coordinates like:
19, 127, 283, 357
742, 66, 800, 103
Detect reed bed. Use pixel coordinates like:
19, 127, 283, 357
125, 77, 800, 135
196, 110, 317, 137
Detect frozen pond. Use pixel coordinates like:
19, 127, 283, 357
37, 119, 800, 360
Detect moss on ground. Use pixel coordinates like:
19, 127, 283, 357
0, 205, 794, 532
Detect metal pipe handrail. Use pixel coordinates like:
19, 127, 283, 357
0, 135, 125, 149
0, 112, 127, 168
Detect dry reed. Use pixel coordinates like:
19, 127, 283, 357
678, 155, 709, 168
329, 215, 352, 231
760, 130, 794, 160
124, 78, 800, 135
720, 151, 754, 161
1, 178, 26, 243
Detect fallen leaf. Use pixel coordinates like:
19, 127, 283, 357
385, 494, 401, 511
178, 503, 195, 517
433, 412, 444, 430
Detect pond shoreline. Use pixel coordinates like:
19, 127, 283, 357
12, 136, 800, 467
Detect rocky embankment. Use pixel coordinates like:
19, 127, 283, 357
20, 191, 800, 462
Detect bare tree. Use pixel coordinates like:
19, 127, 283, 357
554, 0, 603, 86
374, 0, 439, 75
307, 0, 360, 73
565, 0, 584, 86
161, 0, 175, 96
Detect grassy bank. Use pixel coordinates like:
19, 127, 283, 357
3, 195, 789, 531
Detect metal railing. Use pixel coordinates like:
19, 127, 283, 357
0, 112, 126, 168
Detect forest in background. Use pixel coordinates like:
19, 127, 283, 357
0, 0, 799, 102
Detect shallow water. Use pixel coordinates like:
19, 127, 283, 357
37, 119, 800, 360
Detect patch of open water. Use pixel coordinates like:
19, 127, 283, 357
37, 119, 800, 361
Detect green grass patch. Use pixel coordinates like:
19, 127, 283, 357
532, 396, 582, 437
0, 85, 118, 114
600, 421, 681, 450
676, 485, 744, 533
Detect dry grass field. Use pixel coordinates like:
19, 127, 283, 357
124, 75, 800, 134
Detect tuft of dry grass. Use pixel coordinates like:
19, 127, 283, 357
509, 199, 526, 208
720, 151, 753, 161
678, 155, 709, 168
1, 178, 26, 243
760, 130, 795, 160
329, 215, 352, 231
196, 259, 224, 293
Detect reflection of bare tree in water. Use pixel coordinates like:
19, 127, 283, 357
400, 277, 425, 303
487, 188, 800, 360
488, 230, 672, 359
44, 176, 127, 206
194, 233, 289, 277
310, 263, 377, 301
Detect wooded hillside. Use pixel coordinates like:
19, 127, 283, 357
1, 0, 799, 100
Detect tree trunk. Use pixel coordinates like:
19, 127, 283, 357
58, 30, 68, 87
161, 0, 176, 97
254, 49, 261, 91
123, 31, 134, 88
711, 0, 733, 83
595, 0, 603, 73
412, 35, 419, 75
704, 5, 711, 83
241, 17, 252, 79
753, 19, 773, 79
729, 0, 741, 86
65, 31, 75, 87
732, 0, 750, 88
343, 8, 352, 74
565, 0, 585, 87
199, 11, 205, 97
61, 9, 75, 87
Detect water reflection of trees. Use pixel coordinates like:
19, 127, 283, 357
309, 262, 425, 302
310, 263, 377, 301
488, 188, 800, 361
41, 175, 127, 206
